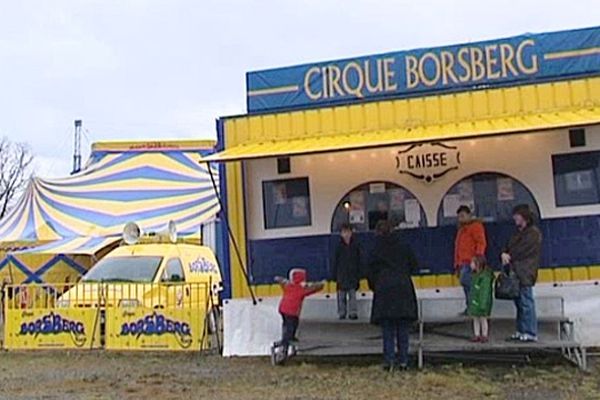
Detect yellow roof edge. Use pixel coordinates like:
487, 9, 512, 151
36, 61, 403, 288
206, 108, 600, 162
221, 76, 600, 150
92, 139, 216, 152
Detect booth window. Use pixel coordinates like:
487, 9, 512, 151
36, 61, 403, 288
263, 177, 311, 229
437, 173, 540, 226
553, 151, 600, 206
331, 182, 425, 232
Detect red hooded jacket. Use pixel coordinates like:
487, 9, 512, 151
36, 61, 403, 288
278, 269, 321, 317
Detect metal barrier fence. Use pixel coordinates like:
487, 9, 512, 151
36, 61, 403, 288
1, 282, 215, 351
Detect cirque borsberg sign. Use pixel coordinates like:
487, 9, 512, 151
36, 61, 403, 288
246, 27, 600, 112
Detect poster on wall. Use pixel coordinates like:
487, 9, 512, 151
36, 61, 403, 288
458, 179, 474, 201
273, 183, 287, 205
443, 194, 462, 217
369, 183, 386, 194
497, 177, 515, 201
404, 199, 421, 225
292, 197, 309, 218
389, 189, 405, 211
565, 170, 594, 191
349, 210, 365, 224
349, 191, 365, 224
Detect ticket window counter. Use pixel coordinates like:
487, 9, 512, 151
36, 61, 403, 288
327, 173, 541, 278
437, 172, 540, 227
435, 172, 541, 271
331, 182, 427, 233
329, 182, 427, 289
330, 173, 539, 231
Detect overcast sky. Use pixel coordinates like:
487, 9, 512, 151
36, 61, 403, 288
0, 0, 597, 177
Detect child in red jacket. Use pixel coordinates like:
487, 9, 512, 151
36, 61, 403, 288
273, 268, 324, 360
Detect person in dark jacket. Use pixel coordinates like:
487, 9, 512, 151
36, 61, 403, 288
332, 224, 361, 319
501, 204, 542, 342
368, 220, 418, 371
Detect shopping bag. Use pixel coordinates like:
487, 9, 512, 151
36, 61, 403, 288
494, 268, 520, 300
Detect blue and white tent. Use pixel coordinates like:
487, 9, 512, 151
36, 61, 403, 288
0, 140, 219, 244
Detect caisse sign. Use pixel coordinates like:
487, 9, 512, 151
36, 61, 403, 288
395, 142, 460, 183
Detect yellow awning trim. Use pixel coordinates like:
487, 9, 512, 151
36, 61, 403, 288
206, 107, 600, 162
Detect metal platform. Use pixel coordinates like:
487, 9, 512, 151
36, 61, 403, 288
293, 296, 587, 370
417, 296, 587, 370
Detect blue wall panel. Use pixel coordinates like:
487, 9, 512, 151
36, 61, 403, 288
248, 215, 600, 285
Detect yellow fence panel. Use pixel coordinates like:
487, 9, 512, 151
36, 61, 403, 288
2, 282, 214, 352
105, 306, 207, 351
5, 307, 100, 350
103, 282, 212, 351
3, 284, 101, 350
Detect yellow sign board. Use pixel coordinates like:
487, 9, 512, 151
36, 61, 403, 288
105, 307, 207, 351
4, 308, 101, 350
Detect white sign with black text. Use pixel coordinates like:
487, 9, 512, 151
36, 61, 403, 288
395, 142, 461, 183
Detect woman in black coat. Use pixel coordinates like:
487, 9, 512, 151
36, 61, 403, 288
368, 220, 418, 370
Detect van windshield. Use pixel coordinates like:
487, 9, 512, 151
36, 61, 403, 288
82, 256, 163, 283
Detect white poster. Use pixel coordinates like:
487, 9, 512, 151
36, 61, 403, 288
457, 180, 475, 212
369, 182, 386, 194
273, 183, 287, 205
443, 194, 462, 217
292, 197, 308, 218
565, 170, 594, 191
349, 210, 365, 224
404, 199, 421, 224
458, 179, 474, 200
497, 177, 515, 201
347, 190, 365, 224
389, 189, 405, 211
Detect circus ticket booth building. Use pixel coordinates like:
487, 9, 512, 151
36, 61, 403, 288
209, 26, 600, 359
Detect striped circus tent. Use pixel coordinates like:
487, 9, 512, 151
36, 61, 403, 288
0, 140, 220, 244
0, 140, 220, 285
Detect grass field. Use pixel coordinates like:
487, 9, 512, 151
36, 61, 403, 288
0, 351, 598, 400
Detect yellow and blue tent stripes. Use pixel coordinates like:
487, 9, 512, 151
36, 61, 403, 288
13, 236, 120, 256
0, 253, 88, 285
0, 143, 219, 285
0, 237, 115, 287
0, 148, 220, 243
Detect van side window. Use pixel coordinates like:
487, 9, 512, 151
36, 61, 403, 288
162, 258, 185, 282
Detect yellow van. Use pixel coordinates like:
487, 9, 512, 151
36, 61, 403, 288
57, 242, 222, 314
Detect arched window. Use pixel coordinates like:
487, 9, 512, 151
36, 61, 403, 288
331, 182, 426, 232
437, 172, 540, 226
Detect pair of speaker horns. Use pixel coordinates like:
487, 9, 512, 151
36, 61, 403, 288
122, 220, 177, 245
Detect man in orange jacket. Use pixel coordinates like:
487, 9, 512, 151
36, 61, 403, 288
454, 205, 487, 314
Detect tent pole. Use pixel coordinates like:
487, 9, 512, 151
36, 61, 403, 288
206, 163, 257, 305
